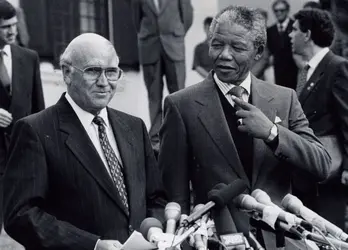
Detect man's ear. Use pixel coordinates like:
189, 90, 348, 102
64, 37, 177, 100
62, 65, 72, 85
304, 29, 312, 42
254, 45, 265, 61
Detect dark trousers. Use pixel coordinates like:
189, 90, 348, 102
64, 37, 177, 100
143, 53, 185, 146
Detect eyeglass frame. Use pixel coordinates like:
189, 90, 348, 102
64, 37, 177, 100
65, 64, 124, 82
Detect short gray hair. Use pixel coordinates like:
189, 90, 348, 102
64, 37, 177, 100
209, 5, 267, 49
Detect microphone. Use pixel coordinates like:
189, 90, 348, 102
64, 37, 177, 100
164, 202, 181, 234
177, 214, 188, 236
182, 180, 248, 227
281, 194, 348, 242
191, 204, 208, 250
236, 194, 312, 229
140, 217, 174, 249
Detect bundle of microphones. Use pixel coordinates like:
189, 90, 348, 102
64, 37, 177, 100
138, 179, 348, 250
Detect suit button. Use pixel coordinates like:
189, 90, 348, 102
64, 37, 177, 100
129, 225, 134, 232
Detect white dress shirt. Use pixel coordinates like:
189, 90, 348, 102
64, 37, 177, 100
2, 44, 12, 82
278, 18, 290, 33
306, 47, 330, 80
153, 0, 160, 12
65, 93, 123, 176
214, 72, 251, 107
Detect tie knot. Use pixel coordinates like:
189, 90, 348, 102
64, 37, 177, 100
303, 64, 310, 71
229, 86, 246, 98
93, 116, 104, 127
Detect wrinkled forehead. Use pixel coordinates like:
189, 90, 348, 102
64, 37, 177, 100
71, 42, 119, 68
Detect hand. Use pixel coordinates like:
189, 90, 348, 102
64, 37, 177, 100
96, 240, 123, 250
232, 96, 273, 140
0, 108, 12, 128
341, 170, 348, 185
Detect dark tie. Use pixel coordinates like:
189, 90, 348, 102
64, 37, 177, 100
229, 86, 247, 108
296, 64, 310, 96
0, 51, 11, 94
93, 116, 129, 211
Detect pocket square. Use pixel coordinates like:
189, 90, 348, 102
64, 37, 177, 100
275, 116, 282, 123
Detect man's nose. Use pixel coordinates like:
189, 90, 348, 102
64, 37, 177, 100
219, 45, 233, 60
96, 71, 109, 86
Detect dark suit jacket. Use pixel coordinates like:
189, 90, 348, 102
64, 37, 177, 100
267, 20, 298, 89
293, 51, 348, 191
0, 45, 44, 172
3, 95, 165, 250
158, 72, 330, 233
132, 0, 193, 64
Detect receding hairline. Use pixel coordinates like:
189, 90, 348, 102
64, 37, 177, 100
60, 33, 118, 66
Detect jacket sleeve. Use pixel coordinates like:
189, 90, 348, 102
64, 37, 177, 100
178, 0, 193, 34
274, 89, 331, 181
332, 60, 348, 171
3, 119, 99, 250
141, 120, 167, 222
158, 96, 191, 214
31, 52, 45, 113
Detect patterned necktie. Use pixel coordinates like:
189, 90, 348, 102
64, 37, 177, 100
93, 116, 129, 211
0, 51, 11, 94
229, 86, 248, 108
296, 64, 310, 96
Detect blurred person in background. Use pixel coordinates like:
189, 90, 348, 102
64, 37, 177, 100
251, 9, 271, 80
2, 33, 165, 250
267, 0, 298, 89
0, 0, 44, 230
289, 8, 348, 229
131, 0, 193, 153
303, 1, 322, 9
192, 17, 213, 79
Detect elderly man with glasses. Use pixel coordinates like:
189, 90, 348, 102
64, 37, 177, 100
2, 33, 165, 250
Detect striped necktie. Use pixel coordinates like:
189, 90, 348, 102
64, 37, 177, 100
296, 64, 310, 96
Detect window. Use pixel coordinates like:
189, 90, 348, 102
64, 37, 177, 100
79, 0, 108, 35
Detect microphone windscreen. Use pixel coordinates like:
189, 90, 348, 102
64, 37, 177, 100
208, 180, 248, 208
211, 206, 235, 235
139, 217, 163, 239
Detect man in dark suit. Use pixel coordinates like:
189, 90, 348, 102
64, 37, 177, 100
0, 0, 44, 228
267, 0, 298, 89
289, 8, 348, 230
158, 5, 331, 249
131, 0, 193, 149
3, 33, 165, 250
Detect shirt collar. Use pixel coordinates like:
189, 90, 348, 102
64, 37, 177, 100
213, 72, 251, 96
307, 47, 330, 70
278, 18, 290, 29
65, 92, 109, 131
2, 44, 11, 57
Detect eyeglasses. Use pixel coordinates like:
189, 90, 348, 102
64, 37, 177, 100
274, 8, 287, 13
69, 65, 123, 82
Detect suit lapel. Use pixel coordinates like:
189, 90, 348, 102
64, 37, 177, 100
250, 76, 276, 187
299, 51, 333, 104
147, 0, 159, 15
158, 0, 169, 15
196, 74, 250, 186
108, 109, 138, 219
9, 45, 26, 113
58, 96, 129, 217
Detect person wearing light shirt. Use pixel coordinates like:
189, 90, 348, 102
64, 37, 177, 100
0, 0, 44, 232
290, 8, 348, 231
2, 33, 165, 250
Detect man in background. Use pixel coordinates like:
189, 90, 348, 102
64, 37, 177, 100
131, 0, 193, 151
0, 0, 44, 228
3, 33, 165, 250
192, 17, 213, 79
290, 8, 348, 230
267, 0, 298, 89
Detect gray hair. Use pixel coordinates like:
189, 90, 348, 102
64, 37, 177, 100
209, 5, 267, 49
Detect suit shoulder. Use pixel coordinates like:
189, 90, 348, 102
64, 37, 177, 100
166, 79, 206, 103
11, 45, 38, 58
16, 105, 57, 130
108, 108, 145, 127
